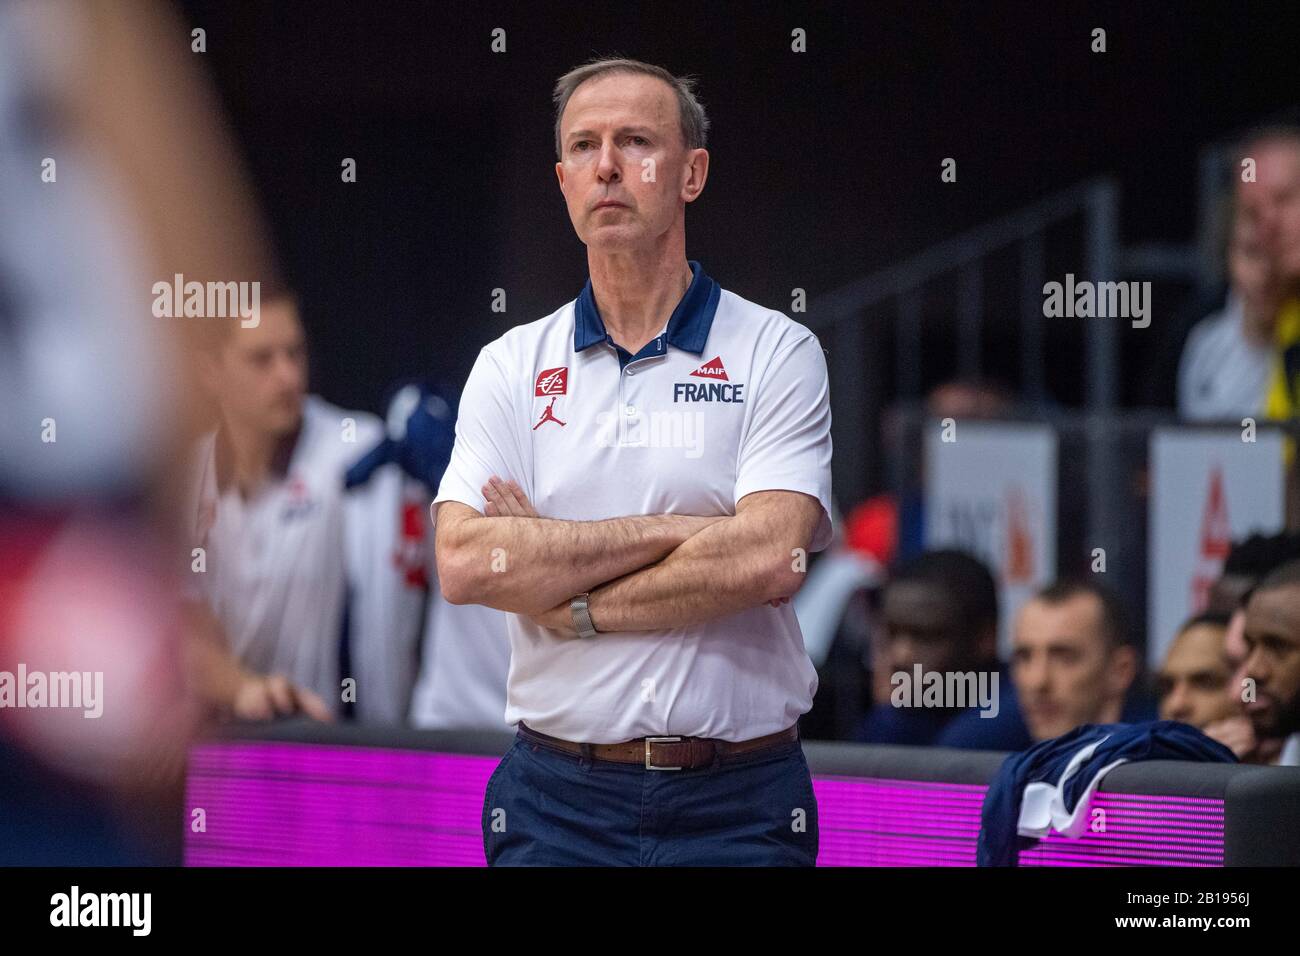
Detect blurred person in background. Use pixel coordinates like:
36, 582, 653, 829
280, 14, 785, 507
337, 378, 512, 732
1201, 533, 1300, 761
1227, 560, 1300, 766
188, 290, 391, 720
1238, 123, 1300, 420
857, 550, 1031, 749
0, 0, 283, 862
856, 377, 1019, 724
1177, 211, 1279, 421
1011, 579, 1153, 743
1156, 613, 1240, 728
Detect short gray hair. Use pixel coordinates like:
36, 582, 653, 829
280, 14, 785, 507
552, 57, 709, 160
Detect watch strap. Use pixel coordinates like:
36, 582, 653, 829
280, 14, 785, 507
571, 592, 597, 639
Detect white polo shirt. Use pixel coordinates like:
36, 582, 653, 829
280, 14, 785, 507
433, 260, 832, 743
187, 395, 383, 714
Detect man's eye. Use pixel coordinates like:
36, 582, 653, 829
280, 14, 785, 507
630, 136, 648, 146
573, 141, 591, 152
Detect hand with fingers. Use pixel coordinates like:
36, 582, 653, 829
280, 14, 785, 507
481, 476, 540, 518
480, 474, 789, 617
231, 672, 334, 723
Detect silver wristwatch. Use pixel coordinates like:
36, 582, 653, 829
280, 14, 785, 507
571, 592, 598, 639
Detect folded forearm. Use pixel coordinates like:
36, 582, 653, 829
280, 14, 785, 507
440, 510, 720, 614
587, 516, 797, 632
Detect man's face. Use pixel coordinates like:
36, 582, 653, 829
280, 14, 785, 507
1241, 585, 1300, 738
1157, 623, 1239, 728
205, 298, 307, 437
1012, 594, 1135, 741
1236, 138, 1300, 285
1227, 217, 1279, 323
555, 72, 706, 252
880, 580, 969, 676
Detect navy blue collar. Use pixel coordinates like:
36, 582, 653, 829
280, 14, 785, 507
573, 260, 720, 355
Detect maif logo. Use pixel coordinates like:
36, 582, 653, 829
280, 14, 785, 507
690, 356, 728, 381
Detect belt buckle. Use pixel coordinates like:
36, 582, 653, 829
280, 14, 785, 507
644, 736, 683, 771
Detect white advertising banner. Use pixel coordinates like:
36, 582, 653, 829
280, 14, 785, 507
1148, 428, 1285, 667
925, 421, 1058, 657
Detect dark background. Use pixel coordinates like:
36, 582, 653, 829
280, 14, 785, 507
177, 0, 1298, 506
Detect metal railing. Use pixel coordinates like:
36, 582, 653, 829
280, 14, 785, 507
808, 178, 1125, 511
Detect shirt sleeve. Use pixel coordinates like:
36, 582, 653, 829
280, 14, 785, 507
433, 346, 527, 514
734, 330, 834, 551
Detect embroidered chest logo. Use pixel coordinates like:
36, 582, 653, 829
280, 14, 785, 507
281, 475, 318, 521
676, 356, 744, 403
690, 356, 728, 381
535, 367, 568, 396
533, 367, 568, 430
533, 396, 566, 430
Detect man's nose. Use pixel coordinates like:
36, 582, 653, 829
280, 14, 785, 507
596, 140, 620, 183
1017, 654, 1049, 692
1163, 683, 1190, 721
1243, 647, 1271, 687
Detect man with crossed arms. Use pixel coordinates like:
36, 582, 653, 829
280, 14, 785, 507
434, 58, 832, 866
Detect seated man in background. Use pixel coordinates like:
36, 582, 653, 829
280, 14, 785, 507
188, 288, 384, 719
1157, 613, 1240, 729
1011, 579, 1154, 743
1236, 560, 1300, 765
1201, 533, 1300, 760
858, 550, 1029, 749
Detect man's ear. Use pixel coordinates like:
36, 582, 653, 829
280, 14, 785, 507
555, 161, 565, 190
681, 148, 709, 203
1106, 644, 1140, 697
974, 623, 997, 663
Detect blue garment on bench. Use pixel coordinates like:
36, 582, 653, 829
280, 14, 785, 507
977, 720, 1236, 867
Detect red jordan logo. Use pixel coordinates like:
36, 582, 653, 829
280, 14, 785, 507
533, 396, 566, 430
690, 356, 728, 381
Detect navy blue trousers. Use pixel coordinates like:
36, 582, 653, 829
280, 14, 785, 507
481, 728, 819, 866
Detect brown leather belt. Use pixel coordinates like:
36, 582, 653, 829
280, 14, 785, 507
517, 721, 800, 770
